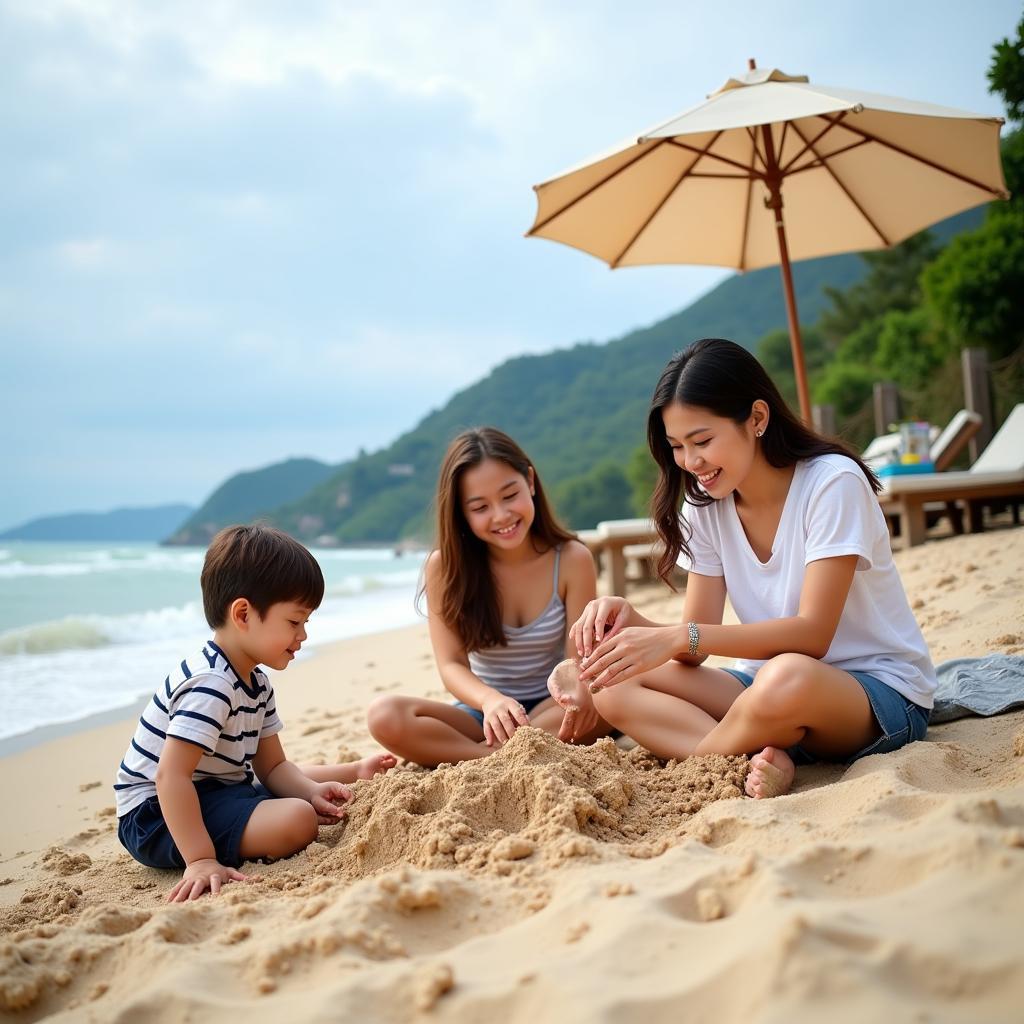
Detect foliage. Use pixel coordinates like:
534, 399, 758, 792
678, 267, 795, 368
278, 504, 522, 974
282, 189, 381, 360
626, 443, 659, 517
922, 204, 1024, 358
988, 12, 1024, 123
551, 461, 633, 531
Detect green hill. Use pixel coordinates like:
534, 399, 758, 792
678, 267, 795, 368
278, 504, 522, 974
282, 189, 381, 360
168, 207, 984, 544
166, 458, 336, 546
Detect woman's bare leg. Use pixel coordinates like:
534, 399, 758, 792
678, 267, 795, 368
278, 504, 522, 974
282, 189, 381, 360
367, 695, 490, 767
695, 654, 880, 798
590, 663, 745, 759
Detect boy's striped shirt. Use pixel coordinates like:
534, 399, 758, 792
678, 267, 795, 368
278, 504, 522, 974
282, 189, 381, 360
114, 641, 283, 816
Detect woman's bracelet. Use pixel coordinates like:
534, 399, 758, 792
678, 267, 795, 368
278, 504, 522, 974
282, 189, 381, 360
686, 621, 700, 657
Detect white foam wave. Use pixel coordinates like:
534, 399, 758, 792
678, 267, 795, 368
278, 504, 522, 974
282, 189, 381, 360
0, 602, 207, 657
0, 548, 204, 579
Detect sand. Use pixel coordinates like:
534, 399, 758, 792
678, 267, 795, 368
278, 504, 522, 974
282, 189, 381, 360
1, 526, 1023, 1021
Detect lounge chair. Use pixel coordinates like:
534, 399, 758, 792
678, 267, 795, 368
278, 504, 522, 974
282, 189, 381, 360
878, 404, 1024, 547
862, 409, 982, 473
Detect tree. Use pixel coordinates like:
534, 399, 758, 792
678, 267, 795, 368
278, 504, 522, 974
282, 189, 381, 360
817, 232, 941, 346
988, 12, 1024, 122
626, 443, 658, 516
553, 462, 633, 530
922, 208, 1024, 357
756, 325, 826, 410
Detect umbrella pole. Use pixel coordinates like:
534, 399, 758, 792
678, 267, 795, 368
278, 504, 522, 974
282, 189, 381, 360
775, 221, 812, 423
760, 121, 812, 424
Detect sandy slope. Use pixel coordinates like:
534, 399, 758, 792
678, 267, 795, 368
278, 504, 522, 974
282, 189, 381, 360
1, 526, 1022, 1022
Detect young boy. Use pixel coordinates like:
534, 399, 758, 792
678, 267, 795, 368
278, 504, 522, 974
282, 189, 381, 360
114, 524, 395, 902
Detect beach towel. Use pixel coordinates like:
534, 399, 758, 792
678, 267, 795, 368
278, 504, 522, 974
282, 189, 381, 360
930, 654, 1024, 724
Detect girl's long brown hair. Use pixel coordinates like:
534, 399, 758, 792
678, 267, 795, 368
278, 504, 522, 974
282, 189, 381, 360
423, 427, 574, 651
649, 338, 880, 586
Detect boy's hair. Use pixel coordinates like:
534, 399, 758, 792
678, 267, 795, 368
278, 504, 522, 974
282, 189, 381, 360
201, 524, 325, 628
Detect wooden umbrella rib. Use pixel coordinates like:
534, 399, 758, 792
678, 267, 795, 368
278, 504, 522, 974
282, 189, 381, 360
787, 120, 890, 247
665, 138, 760, 177
785, 137, 870, 174
746, 126, 767, 172
528, 139, 670, 235
816, 113, 1007, 197
610, 131, 726, 268
780, 112, 847, 174
739, 129, 755, 271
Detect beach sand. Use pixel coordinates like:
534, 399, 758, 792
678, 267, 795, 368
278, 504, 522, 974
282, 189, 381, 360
2, 526, 1023, 1021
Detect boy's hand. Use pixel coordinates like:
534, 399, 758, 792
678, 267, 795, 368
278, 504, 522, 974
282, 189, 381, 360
310, 781, 352, 825
168, 858, 252, 902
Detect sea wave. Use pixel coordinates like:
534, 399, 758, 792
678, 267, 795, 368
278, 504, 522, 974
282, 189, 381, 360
0, 603, 206, 657
0, 548, 204, 579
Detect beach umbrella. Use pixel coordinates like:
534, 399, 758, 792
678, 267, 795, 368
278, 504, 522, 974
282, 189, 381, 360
527, 62, 1008, 421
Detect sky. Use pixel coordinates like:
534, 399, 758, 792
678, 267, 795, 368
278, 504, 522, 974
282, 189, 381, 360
0, 0, 1018, 530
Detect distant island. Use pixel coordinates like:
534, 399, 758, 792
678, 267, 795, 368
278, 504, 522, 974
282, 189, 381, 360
0, 504, 194, 542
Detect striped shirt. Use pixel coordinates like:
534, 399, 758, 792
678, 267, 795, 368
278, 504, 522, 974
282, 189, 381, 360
114, 640, 283, 816
467, 547, 566, 702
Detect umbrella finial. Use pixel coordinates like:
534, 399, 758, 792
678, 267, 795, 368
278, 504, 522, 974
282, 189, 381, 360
748, 58, 756, 70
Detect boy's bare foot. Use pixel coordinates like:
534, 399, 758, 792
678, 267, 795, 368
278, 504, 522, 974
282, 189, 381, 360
745, 746, 795, 799
354, 753, 397, 780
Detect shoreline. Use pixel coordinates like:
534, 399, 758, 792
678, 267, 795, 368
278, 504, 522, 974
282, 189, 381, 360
0, 617, 428, 758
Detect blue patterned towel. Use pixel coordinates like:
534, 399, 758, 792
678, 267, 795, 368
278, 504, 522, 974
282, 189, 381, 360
930, 654, 1024, 724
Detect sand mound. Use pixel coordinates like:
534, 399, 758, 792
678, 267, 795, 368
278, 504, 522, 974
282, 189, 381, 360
312, 727, 747, 883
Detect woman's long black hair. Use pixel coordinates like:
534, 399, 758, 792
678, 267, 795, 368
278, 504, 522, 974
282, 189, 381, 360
648, 338, 879, 586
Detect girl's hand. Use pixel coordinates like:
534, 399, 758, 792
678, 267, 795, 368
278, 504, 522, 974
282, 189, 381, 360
311, 781, 352, 825
547, 659, 601, 743
481, 694, 531, 747
569, 597, 633, 659
579, 625, 681, 693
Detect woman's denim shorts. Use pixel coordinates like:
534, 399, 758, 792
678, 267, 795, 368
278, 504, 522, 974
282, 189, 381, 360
721, 667, 930, 765
118, 778, 274, 870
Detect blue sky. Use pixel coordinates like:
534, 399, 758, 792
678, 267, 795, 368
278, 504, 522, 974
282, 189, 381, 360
0, 0, 1018, 530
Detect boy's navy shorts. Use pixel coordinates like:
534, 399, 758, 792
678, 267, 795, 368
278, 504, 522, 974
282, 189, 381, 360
721, 667, 930, 765
117, 778, 274, 870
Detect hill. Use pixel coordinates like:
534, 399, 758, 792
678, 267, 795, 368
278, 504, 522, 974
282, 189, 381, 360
1, 503, 193, 542
167, 207, 984, 543
166, 458, 336, 546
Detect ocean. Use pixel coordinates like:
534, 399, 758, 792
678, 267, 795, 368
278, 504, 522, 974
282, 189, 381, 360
0, 541, 427, 743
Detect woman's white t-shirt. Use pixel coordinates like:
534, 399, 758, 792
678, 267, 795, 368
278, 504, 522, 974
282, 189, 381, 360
678, 453, 937, 708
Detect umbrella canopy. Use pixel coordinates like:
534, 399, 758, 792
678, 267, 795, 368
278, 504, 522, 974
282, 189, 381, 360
527, 63, 1009, 420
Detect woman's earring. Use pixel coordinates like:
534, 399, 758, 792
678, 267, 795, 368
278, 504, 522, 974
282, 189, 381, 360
755, 429, 764, 437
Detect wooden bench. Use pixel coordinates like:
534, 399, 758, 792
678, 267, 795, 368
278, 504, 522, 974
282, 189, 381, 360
579, 518, 661, 595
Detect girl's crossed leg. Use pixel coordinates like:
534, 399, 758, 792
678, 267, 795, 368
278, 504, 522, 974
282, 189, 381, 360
367, 694, 607, 768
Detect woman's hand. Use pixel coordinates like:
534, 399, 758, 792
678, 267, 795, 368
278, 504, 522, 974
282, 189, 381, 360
481, 694, 531, 747
310, 781, 352, 825
547, 658, 600, 743
569, 597, 634, 659
578, 625, 683, 693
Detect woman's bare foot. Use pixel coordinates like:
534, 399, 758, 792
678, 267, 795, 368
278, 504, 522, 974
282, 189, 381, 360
745, 747, 795, 799
354, 753, 397, 780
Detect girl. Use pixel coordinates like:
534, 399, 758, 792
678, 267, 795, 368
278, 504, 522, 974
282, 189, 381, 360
368, 427, 609, 767
573, 338, 935, 799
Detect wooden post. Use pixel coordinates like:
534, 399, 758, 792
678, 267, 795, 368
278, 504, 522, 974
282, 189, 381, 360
873, 382, 901, 436
812, 403, 836, 435
962, 347, 993, 464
